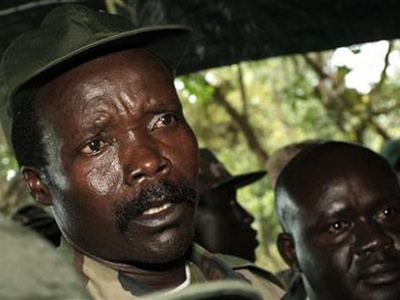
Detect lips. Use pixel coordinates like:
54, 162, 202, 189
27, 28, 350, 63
359, 261, 400, 286
133, 201, 190, 228
248, 228, 259, 247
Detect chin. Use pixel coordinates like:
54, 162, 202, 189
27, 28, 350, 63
138, 240, 192, 265
126, 227, 194, 264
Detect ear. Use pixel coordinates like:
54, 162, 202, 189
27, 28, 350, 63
21, 166, 53, 206
277, 232, 299, 269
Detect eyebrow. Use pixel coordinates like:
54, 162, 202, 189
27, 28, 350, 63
310, 202, 350, 223
144, 99, 183, 114
73, 114, 111, 141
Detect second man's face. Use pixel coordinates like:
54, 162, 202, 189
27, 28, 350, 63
292, 160, 400, 300
34, 49, 199, 264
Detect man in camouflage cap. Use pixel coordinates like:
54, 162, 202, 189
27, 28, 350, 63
196, 148, 266, 262
0, 4, 284, 299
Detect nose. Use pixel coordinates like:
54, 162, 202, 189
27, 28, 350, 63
122, 141, 171, 185
354, 220, 393, 256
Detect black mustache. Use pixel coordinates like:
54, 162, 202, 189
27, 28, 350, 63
115, 180, 197, 232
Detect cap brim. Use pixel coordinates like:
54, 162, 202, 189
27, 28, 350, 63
213, 170, 267, 190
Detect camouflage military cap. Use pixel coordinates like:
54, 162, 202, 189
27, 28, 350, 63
0, 4, 191, 151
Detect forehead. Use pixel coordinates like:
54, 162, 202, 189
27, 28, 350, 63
285, 145, 400, 212
34, 49, 174, 113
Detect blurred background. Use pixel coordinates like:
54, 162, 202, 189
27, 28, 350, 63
2, 0, 400, 272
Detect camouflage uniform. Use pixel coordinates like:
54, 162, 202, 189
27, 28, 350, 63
59, 240, 284, 299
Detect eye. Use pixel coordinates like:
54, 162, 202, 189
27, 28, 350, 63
326, 221, 351, 234
80, 139, 110, 155
375, 206, 399, 222
153, 113, 178, 129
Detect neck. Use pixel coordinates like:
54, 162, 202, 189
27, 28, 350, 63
100, 256, 188, 290
61, 234, 189, 291
73, 243, 187, 290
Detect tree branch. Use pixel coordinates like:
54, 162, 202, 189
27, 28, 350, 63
237, 63, 248, 117
371, 41, 393, 94
212, 85, 269, 164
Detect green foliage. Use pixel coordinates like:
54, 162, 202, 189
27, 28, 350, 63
176, 40, 400, 270
3, 40, 400, 271
178, 73, 215, 104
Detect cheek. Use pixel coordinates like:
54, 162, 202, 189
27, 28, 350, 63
168, 128, 198, 183
84, 150, 123, 196
295, 237, 320, 271
296, 234, 352, 278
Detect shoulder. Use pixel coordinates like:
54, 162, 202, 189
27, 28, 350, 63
0, 215, 90, 299
216, 253, 285, 299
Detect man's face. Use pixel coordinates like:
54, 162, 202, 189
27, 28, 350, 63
290, 160, 400, 300
195, 185, 258, 262
33, 50, 198, 264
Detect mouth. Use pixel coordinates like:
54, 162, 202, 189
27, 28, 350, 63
115, 180, 197, 232
132, 201, 192, 229
142, 202, 172, 216
360, 264, 400, 286
248, 228, 259, 246
253, 236, 259, 248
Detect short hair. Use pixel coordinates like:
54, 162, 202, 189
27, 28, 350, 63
274, 141, 396, 232
268, 140, 324, 189
380, 139, 400, 171
11, 98, 48, 170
